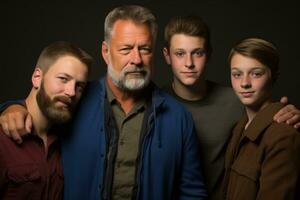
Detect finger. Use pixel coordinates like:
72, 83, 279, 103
276, 112, 294, 123
25, 114, 33, 133
10, 129, 23, 144
279, 96, 288, 104
14, 113, 29, 136
1, 122, 11, 137
7, 115, 23, 143
294, 122, 300, 130
273, 104, 296, 121
273, 106, 292, 121
286, 114, 300, 126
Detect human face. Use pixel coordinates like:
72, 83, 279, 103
36, 55, 88, 124
102, 20, 153, 91
163, 34, 207, 87
230, 53, 273, 110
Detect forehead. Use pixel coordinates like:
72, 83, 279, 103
170, 34, 205, 49
110, 19, 152, 44
230, 53, 266, 70
45, 55, 88, 80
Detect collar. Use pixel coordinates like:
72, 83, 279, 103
237, 102, 284, 141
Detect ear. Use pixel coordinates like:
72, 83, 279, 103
163, 47, 171, 65
101, 41, 110, 65
32, 68, 43, 89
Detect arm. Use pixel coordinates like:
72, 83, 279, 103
179, 117, 207, 199
0, 104, 32, 144
273, 97, 300, 129
257, 131, 300, 200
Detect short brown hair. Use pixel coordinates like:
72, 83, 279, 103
36, 41, 93, 74
164, 15, 212, 59
228, 38, 279, 82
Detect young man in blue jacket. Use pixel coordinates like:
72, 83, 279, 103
0, 5, 207, 200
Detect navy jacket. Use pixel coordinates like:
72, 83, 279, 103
0, 78, 207, 199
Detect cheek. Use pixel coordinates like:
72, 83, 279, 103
45, 80, 64, 95
231, 78, 240, 90
170, 56, 184, 68
254, 76, 272, 91
194, 58, 206, 71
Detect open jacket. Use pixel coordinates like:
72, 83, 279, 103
61, 78, 207, 200
223, 102, 300, 200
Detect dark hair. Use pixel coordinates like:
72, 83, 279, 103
36, 41, 93, 74
228, 38, 279, 82
164, 15, 212, 59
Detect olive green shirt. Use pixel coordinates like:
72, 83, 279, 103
106, 85, 146, 200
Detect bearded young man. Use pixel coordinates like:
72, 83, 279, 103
0, 41, 92, 200
0, 6, 207, 200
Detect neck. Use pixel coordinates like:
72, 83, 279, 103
172, 77, 207, 101
25, 89, 51, 141
106, 76, 143, 114
245, 99, 272, 129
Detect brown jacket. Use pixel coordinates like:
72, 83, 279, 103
223, 102, 300, 200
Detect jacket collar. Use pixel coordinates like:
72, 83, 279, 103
98, 76, 166, 111
237, 102, 283, 142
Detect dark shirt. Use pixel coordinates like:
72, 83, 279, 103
0, 128, 63, 200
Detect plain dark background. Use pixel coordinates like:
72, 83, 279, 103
1, 0, 299, 106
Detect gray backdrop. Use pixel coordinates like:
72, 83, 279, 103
1, 0, 299, 106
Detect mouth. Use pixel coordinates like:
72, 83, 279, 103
181, 72, 197, 77
54, 97, 72, 109
125, 71, 146, 77
240, 91, 254, 98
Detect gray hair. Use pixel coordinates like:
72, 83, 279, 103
104, 5, 157, 43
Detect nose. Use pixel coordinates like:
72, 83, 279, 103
185, 54, 194, 69
241, 75, 251, 89
64, 81, 76, 97
131, 48, 142, 66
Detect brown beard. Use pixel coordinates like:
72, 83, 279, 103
36, 81, 75, 124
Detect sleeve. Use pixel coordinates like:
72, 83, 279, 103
0, 133, 7, 193
0, 99, 26, 113
179, 112, 208, 200
257, 130, 300, 200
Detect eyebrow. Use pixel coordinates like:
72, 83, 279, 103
58, 73, 73, 78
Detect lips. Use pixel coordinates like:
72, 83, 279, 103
240, 91, 254, 98
181, 71, 197, 76
54, 96, 72, 108
125, 71, 146, 76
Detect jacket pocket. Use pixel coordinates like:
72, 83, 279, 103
230, 159, 260, 182
7, 164, 41, 184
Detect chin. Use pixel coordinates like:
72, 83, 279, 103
182, 79, 197, 86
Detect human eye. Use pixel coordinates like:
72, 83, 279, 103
193, 49, 206, 57
76, 83, 86, 93
119, 47, 132, 55
231, 71, 241, 79
251, 70, 264, 78
57, 76, 68, 83
139, 46, 152, 55
174, 51, 185, 57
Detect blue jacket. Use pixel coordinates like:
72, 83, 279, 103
61, 78, 207, 199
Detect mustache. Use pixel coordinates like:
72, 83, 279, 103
123, 66, 149, 75
53, 96, 73, 107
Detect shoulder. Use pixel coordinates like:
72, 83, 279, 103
264, 122, 300, 150
207, 81, 237, 100
154, 86, 191, 114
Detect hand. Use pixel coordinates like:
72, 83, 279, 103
273, 96, 300, 129
0, 104, 32, 144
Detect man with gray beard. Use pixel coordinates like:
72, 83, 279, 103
0, 5, 207, 200
0, 41, 92, 199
